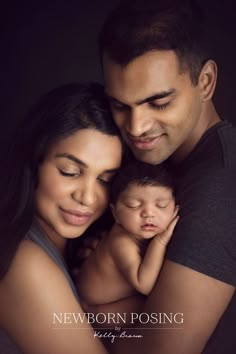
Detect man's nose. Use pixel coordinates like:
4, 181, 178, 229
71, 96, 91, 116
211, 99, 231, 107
126, 107, 152, 137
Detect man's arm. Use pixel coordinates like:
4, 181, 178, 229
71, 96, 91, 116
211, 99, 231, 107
111, 259, 234, 354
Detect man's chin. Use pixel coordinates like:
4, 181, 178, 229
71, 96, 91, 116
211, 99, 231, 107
132, 149, 166, 165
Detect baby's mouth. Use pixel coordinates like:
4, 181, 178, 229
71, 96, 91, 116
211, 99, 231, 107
141, 223, 157, 230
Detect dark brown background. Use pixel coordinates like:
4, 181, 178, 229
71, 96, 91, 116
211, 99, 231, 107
1, 0, 235, 146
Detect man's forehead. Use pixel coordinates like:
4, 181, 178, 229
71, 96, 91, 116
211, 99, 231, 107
103, 50, 180, 75
104, 57, 181, 104
104, 50, 184, 89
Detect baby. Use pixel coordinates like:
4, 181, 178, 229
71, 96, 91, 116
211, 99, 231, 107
76, 161, 179, 308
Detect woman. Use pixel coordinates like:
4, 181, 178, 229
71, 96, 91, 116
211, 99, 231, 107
0, 82, 122, 354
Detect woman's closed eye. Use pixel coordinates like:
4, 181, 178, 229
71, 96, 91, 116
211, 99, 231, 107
97, 174, 116, 187
98, 177, 112, 186
58, 168, 81, 177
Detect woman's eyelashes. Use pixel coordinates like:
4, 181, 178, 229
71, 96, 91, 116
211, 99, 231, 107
97, 177, 110, 186
98, 174, 116, 187
58, 167, 115, 187
58, 168, 81, 177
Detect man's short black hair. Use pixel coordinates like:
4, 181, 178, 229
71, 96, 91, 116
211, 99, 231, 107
99, 0, 208, 85
111, 160, 174, 204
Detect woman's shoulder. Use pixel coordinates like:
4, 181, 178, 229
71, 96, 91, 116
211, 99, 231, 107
0, 240, 66, 302
0, 242, 106, 354
0, 237, 81, 320
3, 239, 59, 281
0, 239, 78, 312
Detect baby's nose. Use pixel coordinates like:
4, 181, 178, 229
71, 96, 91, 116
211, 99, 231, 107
141, 207, 155, 218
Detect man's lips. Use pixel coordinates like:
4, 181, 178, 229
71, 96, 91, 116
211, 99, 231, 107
60, 208, 93, 226
128, 134, 164, 150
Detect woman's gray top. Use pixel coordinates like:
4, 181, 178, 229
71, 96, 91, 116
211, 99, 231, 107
0, 222, 79, 353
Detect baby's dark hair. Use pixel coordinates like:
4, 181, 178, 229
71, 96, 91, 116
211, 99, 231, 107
111, 160, 174, 204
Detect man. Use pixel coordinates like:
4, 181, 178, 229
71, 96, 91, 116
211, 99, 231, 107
98, 0, 236, 353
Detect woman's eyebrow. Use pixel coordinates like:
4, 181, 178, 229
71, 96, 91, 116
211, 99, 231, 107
55, 153, 88, 168
100, 168, 120, 174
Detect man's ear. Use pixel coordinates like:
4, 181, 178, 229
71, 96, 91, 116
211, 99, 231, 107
198, 59, 217, 101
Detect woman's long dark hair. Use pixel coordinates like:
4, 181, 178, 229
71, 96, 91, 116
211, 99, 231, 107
0, 82, 121, 279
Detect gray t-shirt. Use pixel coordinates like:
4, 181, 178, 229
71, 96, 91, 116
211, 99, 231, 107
167, 121, 236, 353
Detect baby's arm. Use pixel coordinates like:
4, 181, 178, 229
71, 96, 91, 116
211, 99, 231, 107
111, 215, 179, 295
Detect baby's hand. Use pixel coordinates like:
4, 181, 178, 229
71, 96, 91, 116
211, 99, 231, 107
156, 206, 179, 246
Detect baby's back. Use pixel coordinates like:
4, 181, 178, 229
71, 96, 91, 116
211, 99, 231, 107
76, 227, 137, 305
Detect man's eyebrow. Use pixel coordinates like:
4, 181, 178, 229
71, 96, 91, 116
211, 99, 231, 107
55, 153, 119, 174
55, 153, 88, 168
106, 89, 175, 106
135, 90, 176, 105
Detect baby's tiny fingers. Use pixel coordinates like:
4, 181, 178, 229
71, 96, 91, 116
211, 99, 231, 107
168, 215, 179, 234
173, 205, 180, 218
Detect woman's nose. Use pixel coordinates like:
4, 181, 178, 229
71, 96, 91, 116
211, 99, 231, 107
72, 180, 96, 206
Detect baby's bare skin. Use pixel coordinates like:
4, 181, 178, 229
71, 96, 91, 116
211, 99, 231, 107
77, 224, 139, 305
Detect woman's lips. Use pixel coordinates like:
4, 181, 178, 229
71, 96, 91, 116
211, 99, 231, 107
60, 208, 93, 226
129, 135, 164, 150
